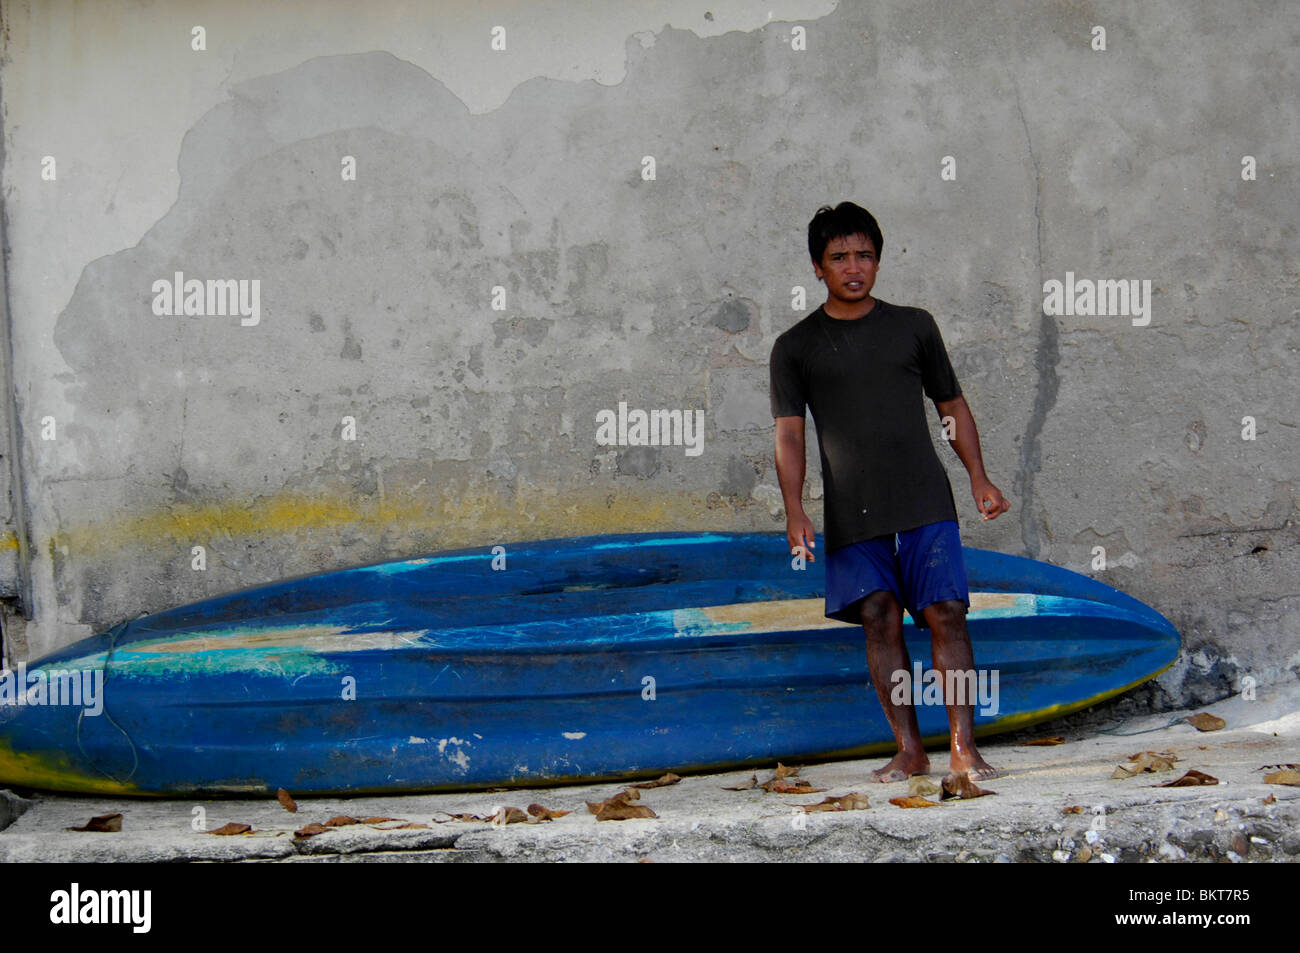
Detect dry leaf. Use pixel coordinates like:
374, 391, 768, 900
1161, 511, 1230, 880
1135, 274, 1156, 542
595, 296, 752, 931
1157, 769, 1219, 787
325, 816, 359, 827
630, 773, 682, 789
1183, 713, 1226, 732
1139, 750, 1179, 762
67, 813, 122, 833
1062, 805, 1085, 814
293, 823, 329, 838
1263, 769, 1300, 786
798, 793, 870, 813
940, 774, 996, 800
1262, 794, 1277, 805
1020, 736, 1066, 746
593, 803, 657, 821
889, 796, 940, 808
773, 763, 801, 779
586, 791, 657, 821
1113, 751, 1178, 778
722, 774, 758, 791
489, 807, 532, 825
210, 822, 253, 835
275, 788, 298, 813
359, 816, 402, 824
907, 776, 942, 797
440, 812, 488, 822
527, 803, 571, 820
761, 777, 827, 794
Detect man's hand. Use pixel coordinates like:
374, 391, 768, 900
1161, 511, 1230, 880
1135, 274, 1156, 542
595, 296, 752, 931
787, 512, 817, 562
972, 478, 1010, 521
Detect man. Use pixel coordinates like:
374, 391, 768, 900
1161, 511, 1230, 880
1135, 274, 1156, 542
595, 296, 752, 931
769, 202, 1011, 783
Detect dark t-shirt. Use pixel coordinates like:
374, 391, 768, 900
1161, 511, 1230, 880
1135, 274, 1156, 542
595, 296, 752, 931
769, 298, 963, 553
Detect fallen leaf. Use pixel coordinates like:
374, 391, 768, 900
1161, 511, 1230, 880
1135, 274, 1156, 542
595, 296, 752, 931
889, 796, 940, 808
1183, 713, 1226, 732
630, 772, 682, 789
797, 793, 870, 813
293, 823, 329, 838
489, 807, 532, 825
592, 803, 657, 821
67, 813, 122, 833
359, 816, 402, 824
585, 790, 638, 813
210, 822, 253, 835
1138, 750, 1179, 762
527, 803, 571, 821
1263, 769, 1300, 786
1157, 769, 1219, 787
586, 790, 657, 821
1062, 805, 1085, 814
1262, 794, 1277, 805
440, 812, 489, 822
1113, 751, 1178, 778
940, 774, 996, 800
276, 788, 298, 813
722, 774, 758, 791
324, 816, 359, 827
907, 776, 942, 797
761, 777, 827, 794
773, 763, 801, 779
1019, 736, 1066, 746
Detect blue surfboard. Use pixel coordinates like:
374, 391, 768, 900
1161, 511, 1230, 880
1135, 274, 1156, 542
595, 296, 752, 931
0, 533, 1180, 796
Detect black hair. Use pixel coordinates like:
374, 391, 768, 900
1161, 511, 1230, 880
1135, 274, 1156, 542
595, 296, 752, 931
807, 202, 884, 264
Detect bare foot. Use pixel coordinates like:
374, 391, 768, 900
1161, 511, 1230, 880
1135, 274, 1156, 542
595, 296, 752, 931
868, 751, 930, 783
947, 755, 1001, 782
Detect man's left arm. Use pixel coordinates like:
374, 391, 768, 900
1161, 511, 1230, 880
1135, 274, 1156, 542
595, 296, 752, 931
935, 395, 1011, 521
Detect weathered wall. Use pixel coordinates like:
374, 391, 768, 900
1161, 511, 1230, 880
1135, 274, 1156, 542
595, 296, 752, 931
0, 0, 1296, 704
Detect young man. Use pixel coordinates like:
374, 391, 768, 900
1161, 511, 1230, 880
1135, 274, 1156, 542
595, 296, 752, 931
769, 202, 1011, 783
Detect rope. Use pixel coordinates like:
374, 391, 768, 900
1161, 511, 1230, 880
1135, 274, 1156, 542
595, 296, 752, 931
76, 618, 140, 785
1095, 715, 1185, 737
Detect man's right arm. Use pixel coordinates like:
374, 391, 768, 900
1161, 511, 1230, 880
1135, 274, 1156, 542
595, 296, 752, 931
774, 415, 816, 561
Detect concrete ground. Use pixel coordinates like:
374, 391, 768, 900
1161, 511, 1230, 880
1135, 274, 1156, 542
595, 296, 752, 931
2, 686, 1297, 863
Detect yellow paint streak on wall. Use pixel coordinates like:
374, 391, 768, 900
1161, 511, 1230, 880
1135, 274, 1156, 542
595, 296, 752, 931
44, 482, 736, 560
0, 531, 17, 551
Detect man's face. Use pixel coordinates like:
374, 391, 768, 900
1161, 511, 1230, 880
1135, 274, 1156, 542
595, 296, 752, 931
813, 233, 878, 305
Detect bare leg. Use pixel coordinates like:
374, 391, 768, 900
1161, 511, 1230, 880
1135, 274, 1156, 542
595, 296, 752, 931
922, 599, 1000, 782
861, 590, 930, 782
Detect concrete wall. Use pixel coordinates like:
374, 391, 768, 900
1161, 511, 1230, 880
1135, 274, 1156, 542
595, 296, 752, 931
0, 0, 1295, 705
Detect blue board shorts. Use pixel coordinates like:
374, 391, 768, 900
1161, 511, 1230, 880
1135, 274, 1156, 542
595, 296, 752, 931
824, 520, 970, 629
